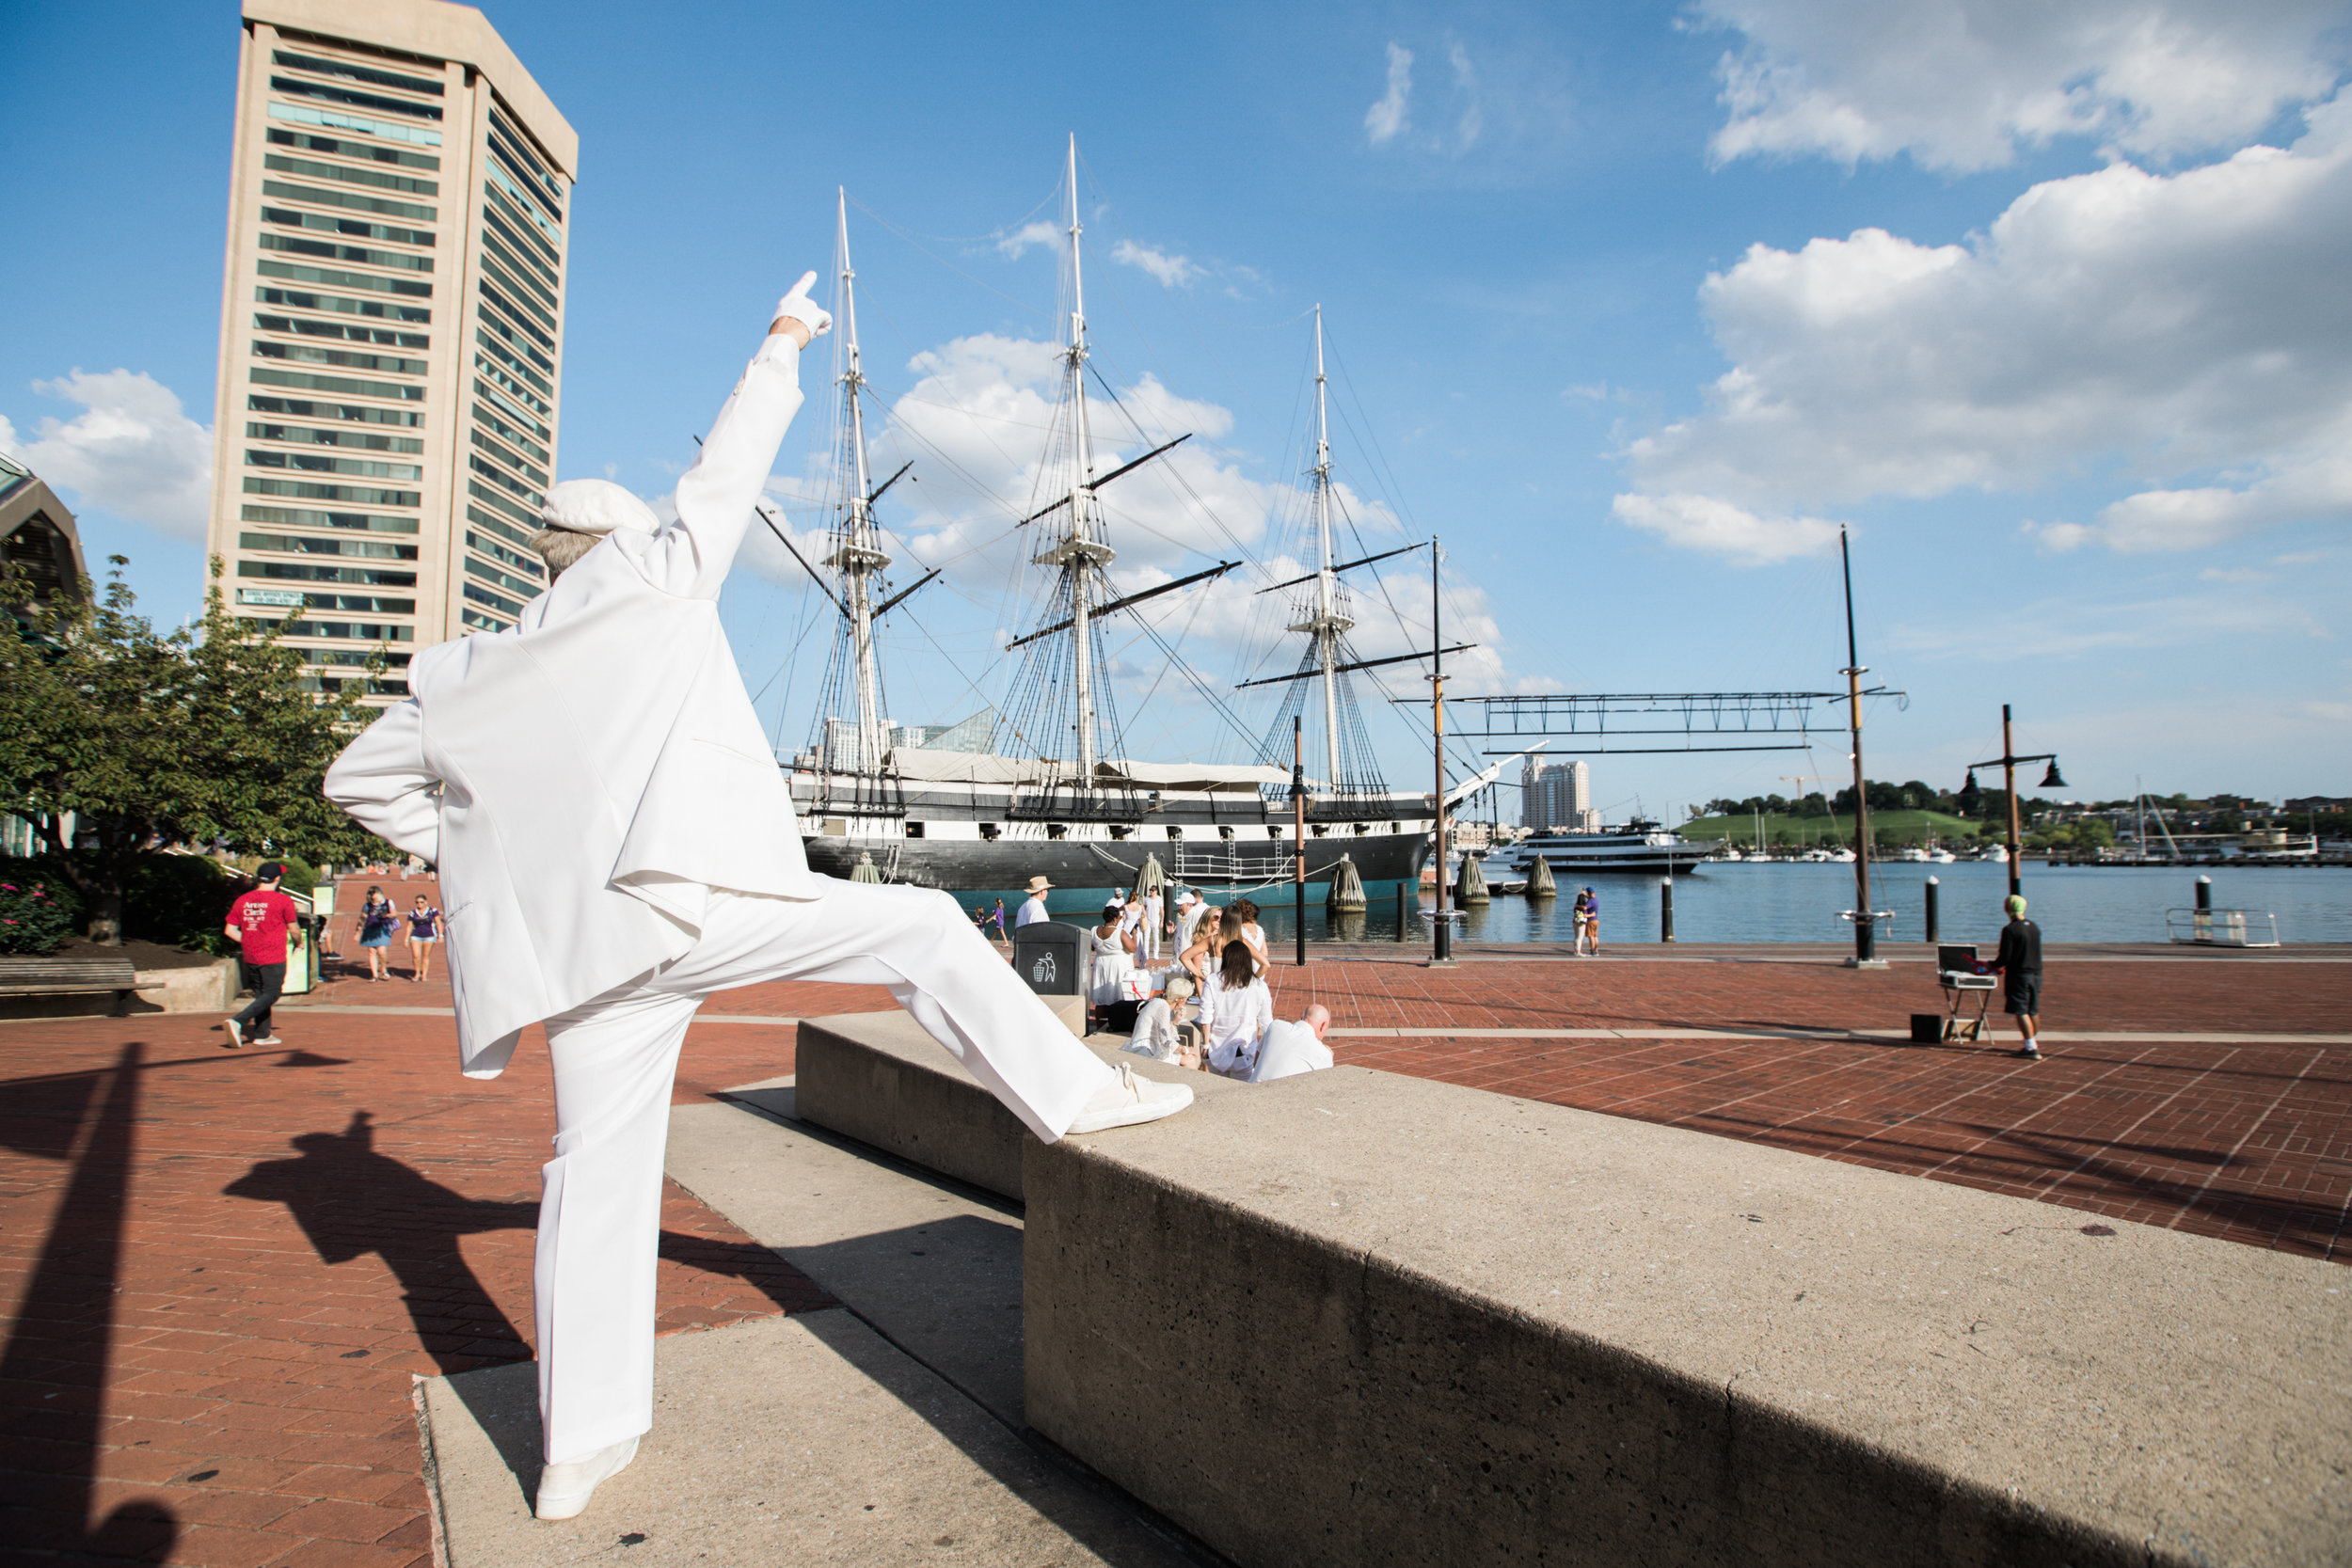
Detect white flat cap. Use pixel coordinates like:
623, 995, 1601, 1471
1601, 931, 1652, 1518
540, 479, 660, 536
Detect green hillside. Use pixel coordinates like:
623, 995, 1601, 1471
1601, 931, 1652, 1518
1679, 809, 1988, 849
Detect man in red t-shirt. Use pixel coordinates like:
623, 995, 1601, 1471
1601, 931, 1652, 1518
223, 863, 302, 1048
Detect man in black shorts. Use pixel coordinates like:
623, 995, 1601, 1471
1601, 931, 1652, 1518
1988, 894, 2043, 1059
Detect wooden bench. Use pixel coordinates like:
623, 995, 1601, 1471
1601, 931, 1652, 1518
0, 956, 142, 1014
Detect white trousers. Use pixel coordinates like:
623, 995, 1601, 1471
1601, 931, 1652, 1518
532, 876, 1116, 1463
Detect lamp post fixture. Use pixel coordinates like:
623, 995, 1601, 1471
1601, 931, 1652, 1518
1963, 705, 2066, 899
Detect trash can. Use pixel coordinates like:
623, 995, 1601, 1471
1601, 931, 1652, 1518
1011, 921, 1086, 998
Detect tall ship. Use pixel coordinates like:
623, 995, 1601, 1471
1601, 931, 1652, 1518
782, 146, 1486, 915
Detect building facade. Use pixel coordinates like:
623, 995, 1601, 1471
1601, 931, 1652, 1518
1520, 758, 1595, 832
202, 0, 577, 703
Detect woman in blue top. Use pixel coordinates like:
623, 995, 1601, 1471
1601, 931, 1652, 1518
405, 895, 444, 983
355, 886, 395, 981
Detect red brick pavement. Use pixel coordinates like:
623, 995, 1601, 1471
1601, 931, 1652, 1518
0, 966, 879, 1566
1266, 957, 2352, 1263
7, 873, 2346, 1563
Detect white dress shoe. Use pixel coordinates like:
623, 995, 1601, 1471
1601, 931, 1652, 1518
1066, 1063, 1194, 1134
534, 1434, 638, 1521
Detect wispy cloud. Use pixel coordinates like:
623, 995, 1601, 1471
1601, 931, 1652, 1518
994, 220, 1061, 260
1365, 42, 1413, 144
1449, 42, 1483, 151
1110, 239, 1203, 289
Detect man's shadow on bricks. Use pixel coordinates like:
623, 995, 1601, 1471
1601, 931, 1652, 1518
227, 1111, 822, 1371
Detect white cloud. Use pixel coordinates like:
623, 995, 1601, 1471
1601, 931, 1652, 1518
1110, 239, 1203, 290
1890, 588, 2330, 660
1448, 43, 1483, 152
994, 221, 1062, 260
1613, 492, 1839, 564
1365, 42, 1413, 145
1697, 0, 2348, 171
1, 370, 214, 542
1618, 91, 2352, 558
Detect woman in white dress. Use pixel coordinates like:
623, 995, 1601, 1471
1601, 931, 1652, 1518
1230, 898, 1270, 974
1088, 900, 1137, 1006
1199, 940, 1273, 1079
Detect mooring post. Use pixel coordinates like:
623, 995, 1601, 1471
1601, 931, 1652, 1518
1661, 878, 1676, 943
1924, 875, 1941, 944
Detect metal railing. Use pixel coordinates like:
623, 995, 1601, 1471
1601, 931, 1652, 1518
2166, 908, 2280, 947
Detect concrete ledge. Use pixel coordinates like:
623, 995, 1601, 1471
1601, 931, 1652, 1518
793, 1010, 1234, 1202
786, 1010, 2351, 1566
132, 958, 238, 1014
1025, 1064, 2352, 1568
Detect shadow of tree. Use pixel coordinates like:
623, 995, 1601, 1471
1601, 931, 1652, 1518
0, 1043, 182, 1560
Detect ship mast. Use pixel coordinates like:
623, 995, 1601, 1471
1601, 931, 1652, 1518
1292, 305, 1353, 789
1031, 135, 1116, 776
826, 187, 890, 769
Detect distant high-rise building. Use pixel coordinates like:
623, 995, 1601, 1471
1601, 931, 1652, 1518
203, 0, 578, 703
1520, 758, 1594, 832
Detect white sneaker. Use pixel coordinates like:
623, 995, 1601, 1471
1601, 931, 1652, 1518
534, 1435, 639, 1521
1066, 1063, 1194, 1135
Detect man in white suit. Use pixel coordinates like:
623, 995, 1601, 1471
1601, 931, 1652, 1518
325, 273, 1190, 1521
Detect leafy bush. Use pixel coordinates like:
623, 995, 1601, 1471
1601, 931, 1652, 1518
123, 854, 240, 953
0, 877, 84, 955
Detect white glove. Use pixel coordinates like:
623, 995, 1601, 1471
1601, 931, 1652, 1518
771, 271, 833, 339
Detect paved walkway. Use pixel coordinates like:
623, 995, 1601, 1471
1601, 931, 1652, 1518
0, 970, 864, 1566
4, 873, 2346, 1563
1267, 953, 2352, 1262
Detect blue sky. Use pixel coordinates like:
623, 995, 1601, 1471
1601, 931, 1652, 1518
5, 1, 2348, 818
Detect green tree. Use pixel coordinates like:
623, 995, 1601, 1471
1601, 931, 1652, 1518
0, 558, 383, 942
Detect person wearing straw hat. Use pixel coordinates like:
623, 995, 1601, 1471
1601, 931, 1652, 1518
323, 277, 1189, 1524
1015, 875, 1054, 928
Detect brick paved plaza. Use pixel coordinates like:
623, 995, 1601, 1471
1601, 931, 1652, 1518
2, 875, 2345, 1563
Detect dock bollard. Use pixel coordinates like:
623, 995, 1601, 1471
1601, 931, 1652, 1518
1396, 883, 1410, 943
1661, 879, 1676, 943
1925, 876, 1940, 943
2195, 873, 2212, 942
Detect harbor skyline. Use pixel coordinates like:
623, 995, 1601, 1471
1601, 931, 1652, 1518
4, 1, 2346, 807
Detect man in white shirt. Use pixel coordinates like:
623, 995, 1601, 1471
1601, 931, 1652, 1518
1015, 876, 1053, 927
324, 278, 1189, 1524
1139, 887, 1164, 963
1173, 890, 1204, 948
1249, 1005, 1336, 1082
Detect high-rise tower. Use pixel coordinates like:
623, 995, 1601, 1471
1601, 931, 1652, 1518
202, 0, 577, 702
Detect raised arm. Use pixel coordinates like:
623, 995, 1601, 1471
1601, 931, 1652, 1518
323, 700, 441, 865
630, 273, 833, 599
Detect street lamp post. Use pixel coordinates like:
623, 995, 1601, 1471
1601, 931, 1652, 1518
1963, 705, 2065, 900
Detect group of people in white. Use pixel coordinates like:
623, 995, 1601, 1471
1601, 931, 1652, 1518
1071, 885, 1337, 1084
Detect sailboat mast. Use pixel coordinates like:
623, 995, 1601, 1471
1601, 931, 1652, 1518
830, 188, 890, 769
1033, 135, 1115, 776
1285, 307, 1357, 793
1311, 308, 1344, 788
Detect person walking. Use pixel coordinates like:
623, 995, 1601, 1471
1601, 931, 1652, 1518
1987, 893, 2044, 1059
223, 863, 301, 1048
405, 895, 444, 982
1015, 876, 1053, 928
324, 277, 1189, 1524
355, 885, 395, 981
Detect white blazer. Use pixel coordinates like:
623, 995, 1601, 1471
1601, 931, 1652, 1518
324, 337, 814, 1077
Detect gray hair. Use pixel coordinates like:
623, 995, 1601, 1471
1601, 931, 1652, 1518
530, 526, 599, 578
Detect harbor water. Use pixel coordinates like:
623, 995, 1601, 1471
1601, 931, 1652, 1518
1245, 861, 2352, 946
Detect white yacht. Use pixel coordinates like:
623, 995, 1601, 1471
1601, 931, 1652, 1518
1505, 819, 1715, 876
